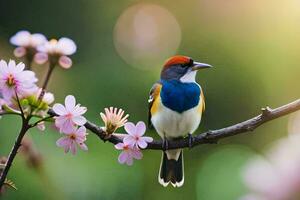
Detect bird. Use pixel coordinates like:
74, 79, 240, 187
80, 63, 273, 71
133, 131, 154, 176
148, 55, 212, 187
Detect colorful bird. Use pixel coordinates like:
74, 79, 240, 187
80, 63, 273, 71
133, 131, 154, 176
148, 55, 212, 187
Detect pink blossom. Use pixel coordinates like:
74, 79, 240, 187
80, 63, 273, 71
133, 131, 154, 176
123, 121, 153, 149
53, 95, 87, 133
56, 126, 88, 155
35, 38, 76, 68
0, 60, 38, 101
100, 107, 129, 134
115, 143, 142, 165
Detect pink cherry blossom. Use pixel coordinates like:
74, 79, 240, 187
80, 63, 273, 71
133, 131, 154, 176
56, 126, 88, 155
53, 95, 87, 133
115, 143, 142, 165
100, 107, 129, 134
123, 121, 153, 149
35, 38, 76, 68
0, 60, 38, 101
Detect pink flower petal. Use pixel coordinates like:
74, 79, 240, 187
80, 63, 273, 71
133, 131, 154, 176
118, 151, 129, 164
73, 105, 87, 116
10, 30, 31, 46
60, 119, 75, 134
115, 143, 125, 150
13, 47, 26, 58
64, 145, 71, 153
58, 56, 72, 69
126, 156, 134, 166
70, 142, 77, 155
34, 52, 48, 64
79, 143, 88, 151
56, 137, 70, 147
65, 95, 76, 111
123, 136, 136, 147
135, 121, 146, 136
75, 126, 87, 136
53, 103, 67, 115
72, 115, 86, 126
143, 136, 153, 143
131, 149, 143, 160
124, 122, 136, 136
57, 38, 77, 55
30, 33, 47, 47
8, 60, 16, 71
137, 139, 148, 149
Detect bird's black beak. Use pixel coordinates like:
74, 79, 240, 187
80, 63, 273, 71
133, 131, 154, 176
191, 62, 212, 71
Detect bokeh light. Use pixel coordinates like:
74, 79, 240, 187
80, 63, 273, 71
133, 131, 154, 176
113, 3, 181, 70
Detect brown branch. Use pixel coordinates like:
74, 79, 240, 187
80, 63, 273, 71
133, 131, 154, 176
48, 98, 300, 150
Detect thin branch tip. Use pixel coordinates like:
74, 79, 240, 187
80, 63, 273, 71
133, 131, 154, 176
261, 106, 272, 117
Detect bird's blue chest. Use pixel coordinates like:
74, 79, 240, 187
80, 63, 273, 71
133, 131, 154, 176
160, 80, 201, 113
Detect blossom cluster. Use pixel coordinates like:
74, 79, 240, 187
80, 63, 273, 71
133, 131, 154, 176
99, 107, 153, 165
10, 30, 76, 69
53, 95, 88, 155
2, 31, 154, 163
114, 121, 153, 165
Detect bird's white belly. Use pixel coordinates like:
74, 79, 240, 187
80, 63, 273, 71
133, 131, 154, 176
151, 103, 201, 139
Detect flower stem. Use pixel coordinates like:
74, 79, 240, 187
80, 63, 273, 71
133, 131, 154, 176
24, 51, 34, 70
38, 62, 56, 102
42, 62, 55, 90
0, 118, 30, 190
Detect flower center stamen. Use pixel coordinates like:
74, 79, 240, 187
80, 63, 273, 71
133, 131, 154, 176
49, 39, 58, 45
69, 134, 76, 140
6, 74, 15, 87
66, 113, 72, 119
123, 145, 129, 150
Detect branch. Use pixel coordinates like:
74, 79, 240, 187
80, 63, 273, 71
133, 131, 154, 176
48, 98, 300, 150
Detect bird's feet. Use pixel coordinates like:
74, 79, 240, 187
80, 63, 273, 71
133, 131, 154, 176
162, 138, 169, 151
188, 133, 194, 149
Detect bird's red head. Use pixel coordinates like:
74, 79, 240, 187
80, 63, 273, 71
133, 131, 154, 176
160, 55, 212, 81
163, 55, 193, 70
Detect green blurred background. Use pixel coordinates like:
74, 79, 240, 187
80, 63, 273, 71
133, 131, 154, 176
0, 0, 300, 199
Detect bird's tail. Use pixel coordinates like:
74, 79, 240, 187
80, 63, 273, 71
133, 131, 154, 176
158, 149, 184, 187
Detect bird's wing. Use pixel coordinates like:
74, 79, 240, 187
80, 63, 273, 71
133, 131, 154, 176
148, 82, 162, 129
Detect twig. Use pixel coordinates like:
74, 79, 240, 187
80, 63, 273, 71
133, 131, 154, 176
14, 90, 24, 118
48, 98, 300, 150
41, 62, 55, 91
29, 116, 54, 128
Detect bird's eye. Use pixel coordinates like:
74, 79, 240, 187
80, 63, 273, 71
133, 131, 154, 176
181, 64, 187, 68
